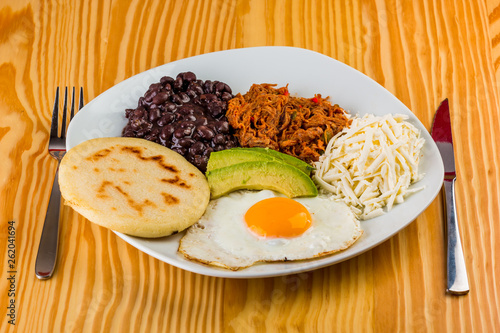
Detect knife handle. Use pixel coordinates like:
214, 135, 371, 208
444, 178, 469, 295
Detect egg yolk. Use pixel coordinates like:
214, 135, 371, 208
244, 197, 312, 238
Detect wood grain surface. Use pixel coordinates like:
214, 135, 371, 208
1, 0, 499, 332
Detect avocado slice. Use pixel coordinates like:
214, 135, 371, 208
206, 161, 318, 199
206, 147, 314, 175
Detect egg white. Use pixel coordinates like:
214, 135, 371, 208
178, 190, 363, 270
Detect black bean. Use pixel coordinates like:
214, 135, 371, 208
215, 81, 225, 93
207, 104, 222, 117
140, 121, 153, 131
172, 147, 187, 155
174, 127, 192, 138
225, 139, 238, 149
138, 97, 147, 107
152, 91, 170, 105
214, 121, 230, 133
193, 104, 207, 114
179, 92, 190, 103
160, 125, 175, 141
213, 144, 226, 151
174, 76, 183, 91
123, 130, 135, 137
149, 83, 162, 90
204, 147, 214, 156
204, 80, 214, 94
188, 82, 204, 96
171, 94, 183, 105
189, 141, 206, 155
160, 76, 174, 85
201, 94, 217, 103
180, 121, 195, 129
135, 128, 148, 138
221, 92, 233, 101
157, 113, 174, 126
132, 109, 145, 119
186, 88, 197, 99
178, 138, 195, 148
181, 71, 196, 82
194, 155, 208, 167
194, 117, 208, 126
197, 125, 215, 140
125, 109, 134, 118
164, 101, 176, 111
144, 133, 158, 142
212, 133, 225, 145
184, 114, 197, 122
144, 90, 156, 103
178, 104, 194, 114
149, 109, 161, 122
130, 119, 143, 130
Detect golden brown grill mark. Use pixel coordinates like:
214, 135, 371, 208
160, 175, 191, 189
98, 181, 112, 191
161, 192, 180, 205
112, 185, 128, 196
87, 148, 113, 161
108, 167, 126, 172
97, 180, 158, 215
120, 146, 179, 173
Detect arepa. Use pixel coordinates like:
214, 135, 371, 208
59, 137, 210, 238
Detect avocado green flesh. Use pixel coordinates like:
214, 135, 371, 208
206, 161, 318, 199
206, 147, 314, 175
244, 147, 314, 173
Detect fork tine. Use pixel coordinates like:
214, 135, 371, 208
60, 87, 68, 138
50, 88, 60, 138
78, 87, 84, 111
70, 87, 76, 120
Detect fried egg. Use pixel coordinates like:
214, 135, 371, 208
178, 190, 363, 270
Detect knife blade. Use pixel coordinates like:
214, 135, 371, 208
431, 99, 469, 295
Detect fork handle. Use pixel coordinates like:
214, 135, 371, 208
35, 166, 61, 279
444, 178, 469, 295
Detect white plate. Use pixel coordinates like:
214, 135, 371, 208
67, 46, 444, 278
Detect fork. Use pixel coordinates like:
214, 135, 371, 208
35, 87, 84, 280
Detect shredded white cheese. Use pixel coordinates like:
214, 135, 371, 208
314, 114, 425, 220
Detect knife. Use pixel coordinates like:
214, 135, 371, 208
431, 99, 469, 295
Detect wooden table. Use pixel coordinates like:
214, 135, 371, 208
1, 0, 499, 331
